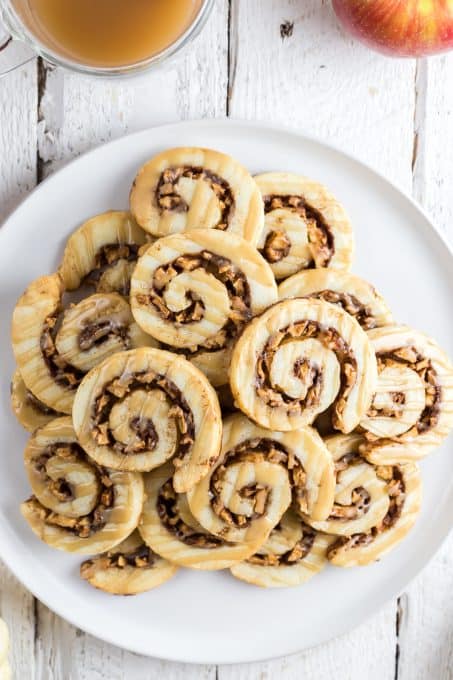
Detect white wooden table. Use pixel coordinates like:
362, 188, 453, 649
1, 2, 452, 678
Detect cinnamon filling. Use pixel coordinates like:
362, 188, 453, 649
327, 467, 405, 559
136, 250, 252, 355
247, 524, 315, 567
40, 315, 84, 390
157, 480, 226, 549
209, 438, 308, 528
329, 452, 371, 521
156, 166, 235, 230
365, 347, 441, 440
85, 243, 140, 295
78, 319, 130, 351
260, 230, 291, 263
29, 442, 113, 538
255, 320, 357, 425
263, 195, 335, 267
307, 290, 376, 330
81, 544, 156, 576
92, 370, 194, 465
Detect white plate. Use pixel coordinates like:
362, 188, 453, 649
1, 120, 452, 665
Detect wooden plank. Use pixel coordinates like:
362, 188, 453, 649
224, 2, 418, 677
398, 53, 453, 680
0, 59, 38, 680
33, 3, 229, 677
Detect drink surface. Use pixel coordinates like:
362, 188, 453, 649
13, 0, 202, 67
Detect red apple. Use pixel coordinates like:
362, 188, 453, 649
332, 0, 453, 57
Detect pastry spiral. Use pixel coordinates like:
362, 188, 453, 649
327, 462, 421, 567
279, 269, 393, 330
304, 433, 390, 536
72, 348, 222, 491
11, 369, 61, 432
187, 413, 335, 549
59, 211, 149, 296
230, 510, 332, 588
130, 230, 278, 386
129, 147, 264, 244
230, 298, 378, 432
80, 530, 178, 595
12, 274, 82, 414
139, 463, 258, 570
21, 417, 144, 554
254, 172, 354, 280
55, 293, 157, 373
360, 325, 453, 463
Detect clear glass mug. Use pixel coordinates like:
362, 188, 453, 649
0, 0, 214, 78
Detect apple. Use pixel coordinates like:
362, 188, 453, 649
332, 0, 453, 57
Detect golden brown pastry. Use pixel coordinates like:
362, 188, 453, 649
230, 298, 378, 433
304, 433, 390, 536
72, 348, 222, 492
187, 413, 335, 549
21, 417, 144, 554
80, 530, 178, 595
230, 510, 332, 588
59, 211, 149, 295
139, 463, 258, 570
11, 369, 61, 432
130, 229, 278, 386
254, 172, 354, 280
129, 147, 264, 244
327, 462, 421, 567
12, 274, 82, 414
360, 325, 453, 463
55, 293, 157, 372
279, 269, 392, 330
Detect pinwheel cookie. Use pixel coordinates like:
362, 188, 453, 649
230, 298, 378, 433
327, 461, 422, 567
21, 417, 144, 554
11, 369, 61, 432
255, 172, 354, 280
187, 413, 335, 549
130, 229, 278, 386
72, 348, 222, 492
60, 211, 149, 295
12, 275, 156, 415
130, 147, 264, 244
279, 269, 393, 330
139, 462, 259, 570
80, 530, 178, 595
360, 325, 453, 463
230, 510, 332, 588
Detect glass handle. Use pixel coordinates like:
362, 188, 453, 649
0, 18, 35, 77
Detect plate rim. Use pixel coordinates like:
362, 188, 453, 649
1, 117, 453, 665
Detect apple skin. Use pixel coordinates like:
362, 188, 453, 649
332, 0, 453, 57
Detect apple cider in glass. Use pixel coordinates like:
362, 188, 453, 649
12, 0, 203, 67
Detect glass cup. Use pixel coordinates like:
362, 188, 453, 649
0, 0, 214, 78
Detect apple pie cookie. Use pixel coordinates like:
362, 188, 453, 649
254, 172, 354, 280
279, 269, 392, 330
73, 348, 222, 491
130, 147, 264, 244
230, 298, 377, 432
21, 417, 144, 554
80, 530, 178, 595
130, 230, 277, 386
327, 462, 421, 567
60, 211, 149, 296
139, 462, 259, 570
230, 510, 332, 588
187, 413, 335, 551
360, 325, 453, 463
11, 369, 61, 432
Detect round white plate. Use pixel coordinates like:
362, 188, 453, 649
1, 120, 452, 665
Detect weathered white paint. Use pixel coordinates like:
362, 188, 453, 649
0, 2, 452, 678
